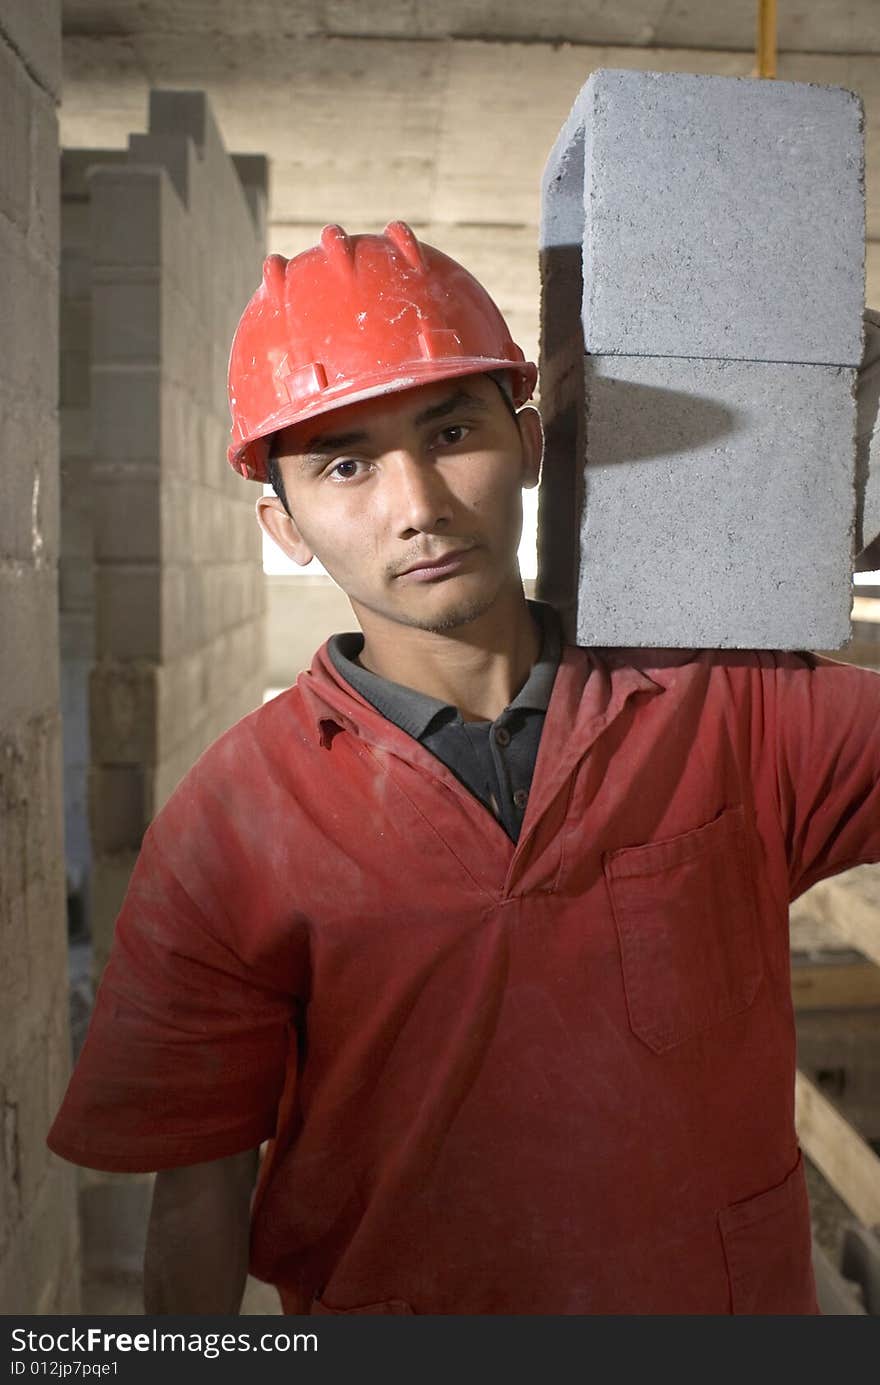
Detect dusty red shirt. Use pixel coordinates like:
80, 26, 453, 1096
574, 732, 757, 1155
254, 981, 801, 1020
48, 642, 880, 1314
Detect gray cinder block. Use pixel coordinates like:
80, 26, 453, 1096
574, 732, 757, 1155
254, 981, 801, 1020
542, 69, 865, 365
569, 355, 856, 650
539, 69, 867, 650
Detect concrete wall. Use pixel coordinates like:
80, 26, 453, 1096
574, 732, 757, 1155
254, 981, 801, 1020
0, 0, 80, 1314
85, 92, 268, 975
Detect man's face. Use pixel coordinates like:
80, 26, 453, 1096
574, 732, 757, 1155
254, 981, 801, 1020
257, 374, 542, 638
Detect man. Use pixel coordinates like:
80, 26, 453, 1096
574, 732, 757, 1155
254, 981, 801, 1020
48, 223, 880, 1315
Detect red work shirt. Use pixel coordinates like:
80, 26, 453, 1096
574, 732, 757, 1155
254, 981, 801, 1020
48, 642, 880, 1314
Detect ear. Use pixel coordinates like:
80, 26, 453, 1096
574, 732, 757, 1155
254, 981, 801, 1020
517, 405, 544, 490
256, 493, 314, 566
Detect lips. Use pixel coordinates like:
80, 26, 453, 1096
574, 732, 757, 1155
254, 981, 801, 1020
397, 547, 475, 579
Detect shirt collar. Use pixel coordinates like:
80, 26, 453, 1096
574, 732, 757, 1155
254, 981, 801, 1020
327, 601, 562, 739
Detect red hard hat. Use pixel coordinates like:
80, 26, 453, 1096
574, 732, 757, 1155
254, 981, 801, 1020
227, 221, 538, 482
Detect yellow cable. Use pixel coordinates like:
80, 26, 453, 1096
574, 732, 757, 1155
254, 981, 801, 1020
757, 0, 778, 79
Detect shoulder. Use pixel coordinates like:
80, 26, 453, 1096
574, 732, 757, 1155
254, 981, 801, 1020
569, 642, 880, 713
151, 681, 320, 840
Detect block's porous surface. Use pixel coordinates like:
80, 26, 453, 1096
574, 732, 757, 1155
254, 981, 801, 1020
575, 356, 856, 649
539, 69, 867, 649
543, 69, 865, 365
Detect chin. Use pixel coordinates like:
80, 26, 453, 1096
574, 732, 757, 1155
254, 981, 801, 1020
401, 587, 504, 634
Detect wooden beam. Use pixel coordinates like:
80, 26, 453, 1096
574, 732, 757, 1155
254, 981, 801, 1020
795, 1070, 880, 1228
793, 874, 880, 971
791, 958, 880, 1011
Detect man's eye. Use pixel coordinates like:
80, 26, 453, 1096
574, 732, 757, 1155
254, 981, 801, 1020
328, 458, 363, 480
436, 425, 469, 447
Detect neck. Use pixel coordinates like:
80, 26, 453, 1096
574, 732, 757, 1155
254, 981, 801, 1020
353, 584, 540, 722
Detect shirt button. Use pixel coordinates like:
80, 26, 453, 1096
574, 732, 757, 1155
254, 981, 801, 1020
494, 726, 511, 747
513, 788, 528, 810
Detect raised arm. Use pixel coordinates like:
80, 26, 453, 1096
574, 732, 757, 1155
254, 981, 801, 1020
143, 1147, 261, 1314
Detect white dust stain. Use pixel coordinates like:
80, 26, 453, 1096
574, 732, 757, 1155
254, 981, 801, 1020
31, 473, 44, 564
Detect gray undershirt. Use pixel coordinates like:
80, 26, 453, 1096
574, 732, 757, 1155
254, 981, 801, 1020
327, 602, 561, 842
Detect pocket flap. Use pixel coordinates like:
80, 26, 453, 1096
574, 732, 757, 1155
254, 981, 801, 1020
604, 806, 762, 1052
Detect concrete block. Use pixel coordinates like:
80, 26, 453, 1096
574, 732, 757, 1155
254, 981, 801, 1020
59, 349, 90, 406
0, 217, 58, 406
90, 766, 149, 854
60, 296, 89, 353
91, 367, 161, 465
0, 38, 31, 232
159, 564, 189, 661
0, 569, 59, 733
91, 273, 160, 363
160, 380, 200, 478
59, 556, 94, 614
0, 810, 33, 1018
61, 148, 119, 202
160, 480, 193, 564
93, 473, 159, 563
0, 388, 57, 564
857, 308, 880, 554
59, 246, 90, 300
0, 1159, 80, 1315
90, 662, 157, 764
148, 88, 220, 160
29, 84, 59, 262
161, 279, 200, 387
96, 563, 161, 660
59, 609, 94, 663
541, 356, 857, 649
59, 453, 94, 560
232, 152, 269, 238
89, 165, 166, 269
91, 851, 139, 978
541, 69, 865, 365
13, 1036, 52, 1212
60, 402, 91, 458
129, 131, 198, 211
0, 0, 62, 100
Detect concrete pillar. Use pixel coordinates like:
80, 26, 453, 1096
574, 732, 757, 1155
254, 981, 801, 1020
0, 0, 80, 1314
85, 91, 268, 977
59, 150, 121, 943
538, 70, 867, 648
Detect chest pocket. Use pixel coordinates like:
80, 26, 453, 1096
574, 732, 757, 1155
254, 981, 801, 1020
604, 805, 762, 1054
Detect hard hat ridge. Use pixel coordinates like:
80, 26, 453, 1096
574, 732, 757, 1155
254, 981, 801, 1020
320, 224, 358, 276
384, 220, 429, 272
226, 221, 537, 482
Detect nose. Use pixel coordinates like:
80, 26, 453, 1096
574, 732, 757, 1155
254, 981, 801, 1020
383, 450, 454, 538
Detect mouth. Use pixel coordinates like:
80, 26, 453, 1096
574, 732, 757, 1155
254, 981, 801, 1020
396, 547, 477, 581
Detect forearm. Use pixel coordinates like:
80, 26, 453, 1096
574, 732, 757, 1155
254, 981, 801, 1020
143, 1147, 260, 1314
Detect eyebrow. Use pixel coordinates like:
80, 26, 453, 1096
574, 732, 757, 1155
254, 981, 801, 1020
298, 388, 490, 469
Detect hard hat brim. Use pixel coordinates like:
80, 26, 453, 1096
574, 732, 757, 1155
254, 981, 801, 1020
229, 356, 538, 482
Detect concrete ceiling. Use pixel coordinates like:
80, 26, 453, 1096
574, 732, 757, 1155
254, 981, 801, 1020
60, 2, 880, 366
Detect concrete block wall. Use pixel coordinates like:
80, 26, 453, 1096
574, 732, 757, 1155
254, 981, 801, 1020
87, 91, 268, 974
538, 70, 868, 648
0, 0, 80, 1314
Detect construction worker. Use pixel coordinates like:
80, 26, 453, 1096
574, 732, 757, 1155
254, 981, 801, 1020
48, 223, 880, 1315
